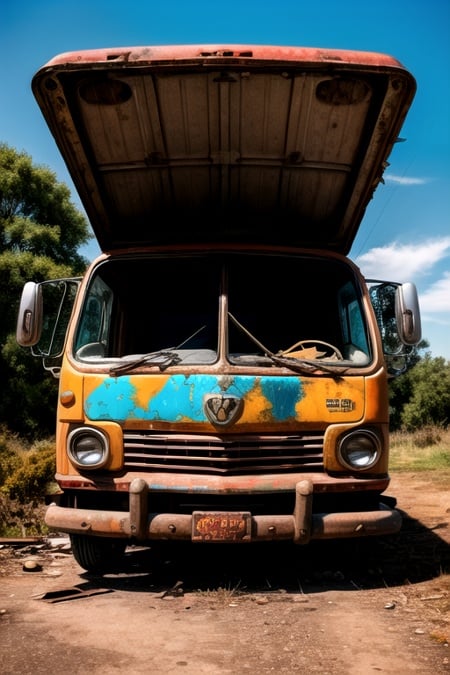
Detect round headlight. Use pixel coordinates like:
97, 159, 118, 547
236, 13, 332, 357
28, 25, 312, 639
338, 430, 381, 471
67, 428, 109, 469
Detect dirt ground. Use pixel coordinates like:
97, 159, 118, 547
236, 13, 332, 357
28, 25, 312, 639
1, 471, 449, 674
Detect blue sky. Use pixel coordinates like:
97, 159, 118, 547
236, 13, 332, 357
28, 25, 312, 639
2, 0, 449, 360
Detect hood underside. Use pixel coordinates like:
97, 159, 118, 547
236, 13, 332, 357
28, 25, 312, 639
32, 44, 416, 253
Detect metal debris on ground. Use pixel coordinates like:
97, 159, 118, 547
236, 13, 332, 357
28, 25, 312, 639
36, 585, 114, 603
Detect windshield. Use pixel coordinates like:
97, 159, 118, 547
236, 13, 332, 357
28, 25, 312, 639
73, 252, 371, 368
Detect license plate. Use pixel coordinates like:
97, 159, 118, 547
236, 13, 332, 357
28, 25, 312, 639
192, 511, 251, 542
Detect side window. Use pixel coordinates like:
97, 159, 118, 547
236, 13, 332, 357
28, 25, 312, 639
338, 281, 370, 363
74, 276, 113, 358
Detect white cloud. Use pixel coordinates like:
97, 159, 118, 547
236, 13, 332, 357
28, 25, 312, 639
354, 237, 450, 281
419, 272, 450, 313
383, 174, 430, 185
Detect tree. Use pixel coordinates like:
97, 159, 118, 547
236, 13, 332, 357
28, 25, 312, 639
0, 143, 92, 437
400, 355, 450, 431
388, 338, 429, 430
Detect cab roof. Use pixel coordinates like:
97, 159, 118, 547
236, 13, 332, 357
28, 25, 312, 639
32, 44, 416, 254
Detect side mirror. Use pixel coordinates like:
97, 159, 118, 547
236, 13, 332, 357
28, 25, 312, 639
367, 279, 422, 377
16, 278, 81, 360
16, 281, 43, 347
395, 282, 421, 345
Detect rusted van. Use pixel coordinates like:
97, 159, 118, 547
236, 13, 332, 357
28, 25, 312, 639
17, 45, 421, 572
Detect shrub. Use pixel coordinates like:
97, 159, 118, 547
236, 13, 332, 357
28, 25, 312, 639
0, 493, 47, 537
1, 438, 56, 505
0, 443, 22, 487
413, 425, 442, 448
0, 434, 56, 536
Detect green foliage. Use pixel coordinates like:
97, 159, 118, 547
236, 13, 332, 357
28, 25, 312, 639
0, 426, 23, 485
400, 355, 450, 431
0, 437, 56, 504
0, 143, 91, 438
0, 142, 91, 266
388, 339, 433, 431
0, 494, 48, 537
0, 428, 54, 536
1, 335, 59, 438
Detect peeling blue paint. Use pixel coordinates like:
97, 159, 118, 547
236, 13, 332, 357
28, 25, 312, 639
85, 374, 304, 423
260, 378, 301, 420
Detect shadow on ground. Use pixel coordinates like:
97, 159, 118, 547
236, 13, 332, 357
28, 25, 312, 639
77, 508, 449, 596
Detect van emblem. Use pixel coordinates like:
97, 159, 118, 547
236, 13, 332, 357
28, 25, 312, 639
203, 394, 244, 426
326, 398, 354, 412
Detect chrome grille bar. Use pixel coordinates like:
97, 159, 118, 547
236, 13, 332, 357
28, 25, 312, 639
123, 432, 324, 474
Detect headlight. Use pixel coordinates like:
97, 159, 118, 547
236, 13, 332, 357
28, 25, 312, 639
67, 427, 109, 469
338, 430, 381, 471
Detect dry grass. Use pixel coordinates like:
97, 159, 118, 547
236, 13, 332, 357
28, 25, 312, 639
198, 582, 244, 604
389, 426, 450, 473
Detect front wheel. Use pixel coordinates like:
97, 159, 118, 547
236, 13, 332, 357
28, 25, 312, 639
70, 534, 127, 573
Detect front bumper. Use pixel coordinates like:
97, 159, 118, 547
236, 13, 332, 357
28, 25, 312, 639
45, 477, 402, 543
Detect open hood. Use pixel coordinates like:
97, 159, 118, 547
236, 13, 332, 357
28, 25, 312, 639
32, 44, 416, 254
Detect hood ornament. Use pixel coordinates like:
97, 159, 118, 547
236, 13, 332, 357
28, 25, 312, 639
203, 394, 244, 427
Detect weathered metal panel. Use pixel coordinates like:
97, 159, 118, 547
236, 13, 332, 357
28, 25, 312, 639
32, 44, 415, 253
82, 372, 365, 427
44, 477, 402, 542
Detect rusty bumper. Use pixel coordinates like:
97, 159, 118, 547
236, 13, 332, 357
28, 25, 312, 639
45, 477, 402, 544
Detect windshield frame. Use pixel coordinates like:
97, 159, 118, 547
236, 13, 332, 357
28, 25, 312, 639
70, 249, 373, 373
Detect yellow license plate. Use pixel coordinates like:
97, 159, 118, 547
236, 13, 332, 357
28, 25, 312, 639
192, 511, 251, 542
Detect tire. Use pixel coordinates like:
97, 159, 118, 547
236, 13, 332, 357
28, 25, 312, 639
70, 534, 127, 574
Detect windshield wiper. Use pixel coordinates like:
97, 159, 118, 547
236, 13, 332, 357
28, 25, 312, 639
110, 351, 181, 376
228, 313, 346, 375
109, 326, 206, 376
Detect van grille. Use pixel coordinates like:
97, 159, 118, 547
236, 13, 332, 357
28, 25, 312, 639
123, 432, 324, 475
